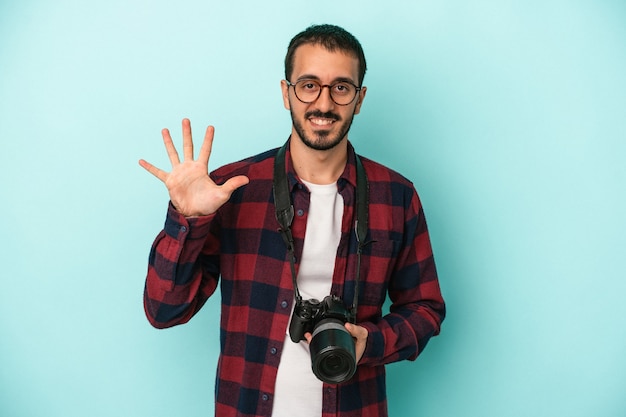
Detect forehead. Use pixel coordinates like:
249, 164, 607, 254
291, 43, 360, 83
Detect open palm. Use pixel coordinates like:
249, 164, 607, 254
139, 118, 249, 217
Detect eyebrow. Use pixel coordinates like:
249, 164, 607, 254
295, 74, 358, 85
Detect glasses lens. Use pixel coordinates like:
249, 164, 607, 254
294, 80, 357, 105
330, 82, 357, 105
295, 80, 321, 103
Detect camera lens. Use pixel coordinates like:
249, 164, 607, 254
323, 354, 343, 371
309, 319, 356, 384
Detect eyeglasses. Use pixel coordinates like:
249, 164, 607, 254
286, 79, 362, 106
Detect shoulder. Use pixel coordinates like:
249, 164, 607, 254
358, 154, 422, 210
358, 155, 413, 185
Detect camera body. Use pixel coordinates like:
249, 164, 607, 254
289, 295, 354, 342
289, 295, 357, 384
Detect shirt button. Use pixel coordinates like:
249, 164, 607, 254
270, 347, 278, 355
262, 394, 269, 401
280, 300, 288, 309
180, 226, 187, 232
296, 209, 304, 217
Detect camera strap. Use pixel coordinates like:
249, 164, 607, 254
273, 140, 369, 321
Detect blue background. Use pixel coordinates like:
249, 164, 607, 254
1, 1, 625, 416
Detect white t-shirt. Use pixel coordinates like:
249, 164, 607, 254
271, 180, 343, 417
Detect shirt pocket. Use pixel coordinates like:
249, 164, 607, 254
366, 238, 401, 260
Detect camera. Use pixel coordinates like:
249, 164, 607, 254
289, 295, 357, 384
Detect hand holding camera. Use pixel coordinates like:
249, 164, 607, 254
289, 295, 367, 384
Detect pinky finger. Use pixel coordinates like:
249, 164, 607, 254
138, 159, 168, 182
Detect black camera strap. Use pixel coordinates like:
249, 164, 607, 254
273, 140, 369, 321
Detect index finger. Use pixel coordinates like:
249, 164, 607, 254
162, 128, 181, 166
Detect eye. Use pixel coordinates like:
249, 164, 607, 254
298, 80, 319, 91
332, 82, 353, 96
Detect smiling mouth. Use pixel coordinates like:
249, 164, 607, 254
307, 111, 340, 128
309, 117, 336, 127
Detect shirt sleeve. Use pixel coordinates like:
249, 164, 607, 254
143, 202, 221, 329
358, 188, 446, 366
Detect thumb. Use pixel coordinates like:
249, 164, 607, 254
345, 323, 367, 339
222, 175, 250, 194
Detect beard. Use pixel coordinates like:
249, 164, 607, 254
290, 109, 356, 151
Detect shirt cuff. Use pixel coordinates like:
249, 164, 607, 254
163, 201, 216, 240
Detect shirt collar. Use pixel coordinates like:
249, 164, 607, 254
283, 138, 359, 192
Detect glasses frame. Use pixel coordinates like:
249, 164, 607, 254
286, 79, 362, 106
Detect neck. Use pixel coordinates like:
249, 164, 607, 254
290, 136, 348, 185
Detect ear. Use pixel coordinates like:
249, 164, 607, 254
280, 80, 291, 110
353, 86, 367, 115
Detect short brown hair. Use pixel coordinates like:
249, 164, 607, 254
285, 24, 367, 86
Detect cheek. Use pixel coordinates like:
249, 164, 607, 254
288, 100, 310, 118
342, 107, 358, 120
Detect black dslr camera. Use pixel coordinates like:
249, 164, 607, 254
289, 295, 357, 384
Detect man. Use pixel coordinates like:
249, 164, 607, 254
139, 24, 445, 417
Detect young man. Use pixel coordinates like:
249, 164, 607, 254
139, 24, 445, 417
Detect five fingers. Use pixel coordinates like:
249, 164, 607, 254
139, 119, 248, 207
140, 118, 211, 182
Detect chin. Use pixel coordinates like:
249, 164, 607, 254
302, 133, 345, 151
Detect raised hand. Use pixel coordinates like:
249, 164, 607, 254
139, 118, 249, 217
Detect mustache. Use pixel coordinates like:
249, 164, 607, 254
305, 110, 341, 121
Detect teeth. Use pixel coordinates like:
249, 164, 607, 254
310, 118, 334, 126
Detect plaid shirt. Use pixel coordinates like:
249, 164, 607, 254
144, 141, 445, 417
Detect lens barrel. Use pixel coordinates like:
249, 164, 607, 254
309, 319, 356, 384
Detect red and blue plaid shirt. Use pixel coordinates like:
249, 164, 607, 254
144, 141, 445, 417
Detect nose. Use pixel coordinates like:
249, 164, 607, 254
314, 85, 335, 112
